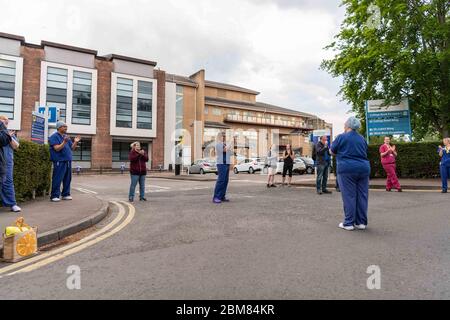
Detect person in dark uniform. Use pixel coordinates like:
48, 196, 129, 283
282, 144, 294, 187
315, 136, 332, 195
213, 131, 233, 203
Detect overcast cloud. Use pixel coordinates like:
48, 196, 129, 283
0, 0, 351, 136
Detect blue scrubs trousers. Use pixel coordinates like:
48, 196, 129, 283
337, 172, 369, 227
0, 160, 17, 207
441, 163, 450, 191
51, 161, 72, 199
213, 164, 230, 200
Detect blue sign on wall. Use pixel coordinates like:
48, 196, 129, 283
38, 106, 58, 124
31, 112, 46, 145
365, 99, 412, 138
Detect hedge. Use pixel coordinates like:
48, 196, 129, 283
367, 142, 441, 179
13, 139, 52, 202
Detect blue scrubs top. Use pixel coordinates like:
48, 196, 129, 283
216, 142, 232, 165
331, 131, 370, 175
439, 146, 450, 166
49, 132, 73, 162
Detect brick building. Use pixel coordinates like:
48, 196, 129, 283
0, 32, 332, 170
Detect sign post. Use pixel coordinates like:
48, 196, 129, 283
31, 112, 48, 145
365, 99, 412, 143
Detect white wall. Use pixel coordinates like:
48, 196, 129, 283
44, 46, 95, 69
0, 38, 21, 56
113, 59, 154, 79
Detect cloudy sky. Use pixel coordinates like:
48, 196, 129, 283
0, 0, 352, 136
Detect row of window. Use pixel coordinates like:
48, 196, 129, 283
72, 140, 150, 162
0, 58, 16, 120
0, 55, 156, 133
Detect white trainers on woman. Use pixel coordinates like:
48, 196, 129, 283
11, 205, 21, 212
338, 223, 355, 231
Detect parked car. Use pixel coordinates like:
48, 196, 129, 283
187, 159, 217, 175
274, 158, 307, 175
298, 157, 315, 174
233, 158, 264, 174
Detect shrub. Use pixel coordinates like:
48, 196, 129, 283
368, 142, 441, 179
13, 139, 51, 202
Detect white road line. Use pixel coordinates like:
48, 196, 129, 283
75, 187, 98, 195
150, 185, 171, 190
0, 201, 133, 276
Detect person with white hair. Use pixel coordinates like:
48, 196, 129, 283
438, 137, 450, 193
128, 141, 149, 202
330, 116, 370, 231
0, 115, 21, 212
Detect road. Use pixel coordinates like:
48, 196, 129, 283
0, 173, 449, 299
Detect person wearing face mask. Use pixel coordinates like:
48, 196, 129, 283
438, 137, 450, 194
0, 115, 20, 212
379, 136, 402, 192
330, 117, 370, 231
128, 141, 149, 202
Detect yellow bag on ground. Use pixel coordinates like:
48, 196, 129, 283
5, 226, 31, 237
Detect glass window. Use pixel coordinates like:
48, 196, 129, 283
72, 139, 92, 161
116, 78, 133, 128
213, 108, 222, 116
0, 59, 16, 120
46, 67, 68, 121
112, 141, 149, 162
204, 106, 209, 115
137, 80, 152, 129
72, 71, 92, 125
176, 85, 183, 130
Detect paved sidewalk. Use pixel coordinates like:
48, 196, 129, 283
0, 190, 104, 244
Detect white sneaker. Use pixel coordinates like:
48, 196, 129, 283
62, 196, 73, 200
11, 205, 21, 212
51, 198, 61, 202
354, 224, 367, 230
339, 223, 355, 231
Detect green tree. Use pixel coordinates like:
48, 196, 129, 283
321, 0, 450, 139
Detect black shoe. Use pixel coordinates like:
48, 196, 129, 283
140, 198, 147, 201
397, 189, 402, 192
267, 184, 270, 188
317, 190, 322, 195
442, 190, 448, 193
129, 198, 134, 203
323, 190, 332, 194
270, 184, 277, 188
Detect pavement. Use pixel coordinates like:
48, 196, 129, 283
0, 174, 449, 299
0, 190, 107, 253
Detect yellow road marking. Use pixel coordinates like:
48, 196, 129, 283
0, 201, 134, 276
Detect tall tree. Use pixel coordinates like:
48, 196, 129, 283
321, 0, 450, 139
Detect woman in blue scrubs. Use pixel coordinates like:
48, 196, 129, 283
438, 138, 450, 193
330, 117, 370, 231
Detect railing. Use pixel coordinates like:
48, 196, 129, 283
224, 114, 314, 129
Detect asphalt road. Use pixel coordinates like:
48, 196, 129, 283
0, 174, 449, 299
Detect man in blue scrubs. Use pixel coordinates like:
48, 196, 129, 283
438, 137, 450, 193
213, 131, 233, 204
331, 117, 370, 231
49, 121, 81, 202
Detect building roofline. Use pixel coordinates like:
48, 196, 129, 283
104, 54, 157, 67
166, 73, 198, 88
41, 40, 98, 55
205, 80, 260, 95
0, 32, 25, 43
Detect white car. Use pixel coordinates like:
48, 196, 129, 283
298, 157, 315, 174
275, 158, 307, 175
233, 158, 264, 174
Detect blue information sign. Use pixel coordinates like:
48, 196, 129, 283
365, 99, 412, 138
38, 106, 58, 124
31, 112, 46, 145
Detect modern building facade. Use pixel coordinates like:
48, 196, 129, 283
0, 32, 332, 170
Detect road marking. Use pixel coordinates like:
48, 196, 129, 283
74, 187, 98, 195
150, 185, 171, 190
0, 201, 134, 277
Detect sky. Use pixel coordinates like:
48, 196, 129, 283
0, 0, 353, 136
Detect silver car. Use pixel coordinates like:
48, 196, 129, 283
187, 159, 218, 175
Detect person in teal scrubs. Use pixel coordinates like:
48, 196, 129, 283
438, 137, 450, 193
